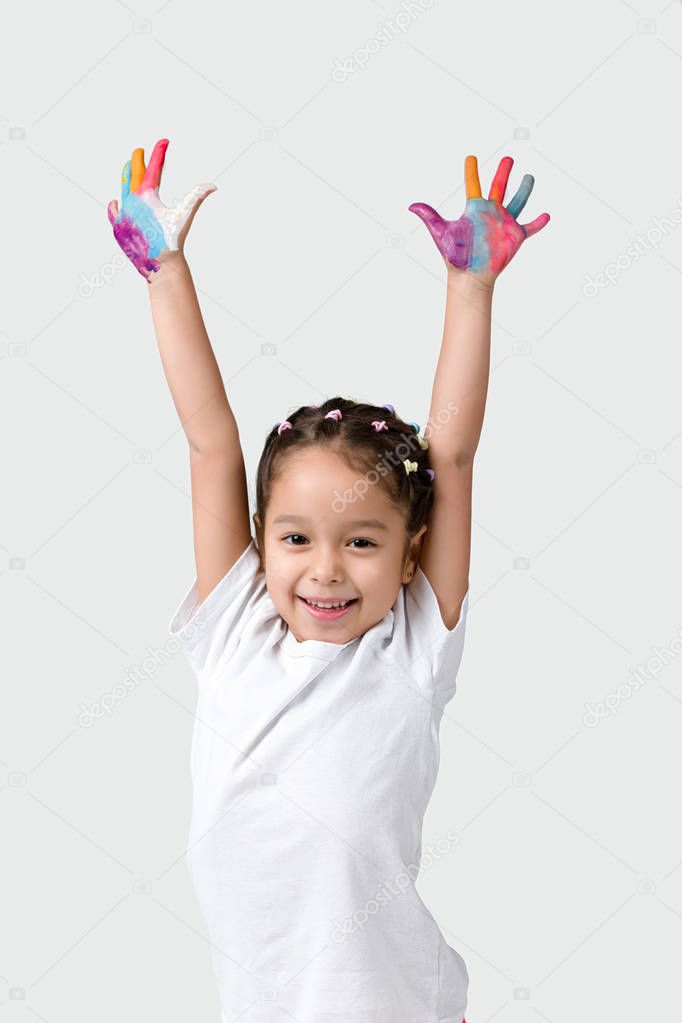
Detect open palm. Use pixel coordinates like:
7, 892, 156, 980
107, 138, 215, 280
409, 155, 550, 285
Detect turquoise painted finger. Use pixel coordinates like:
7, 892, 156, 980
121, 160, 131, 201
506, 174, 534, 219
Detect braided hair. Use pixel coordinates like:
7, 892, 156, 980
255, 396, 436, 547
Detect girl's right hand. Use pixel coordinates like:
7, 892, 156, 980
107, 138, 216, 281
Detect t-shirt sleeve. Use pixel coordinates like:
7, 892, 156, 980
167, 538, 265, 681
392, 564, 470, 702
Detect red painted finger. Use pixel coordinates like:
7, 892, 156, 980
521, 212, 551, 237
141, 138, 169, 193
488, 155, 514, 203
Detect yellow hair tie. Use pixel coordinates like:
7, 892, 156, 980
403, 459, 418, 475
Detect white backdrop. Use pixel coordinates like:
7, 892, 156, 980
2, 1, 681, 1021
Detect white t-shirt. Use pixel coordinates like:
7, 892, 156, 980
168, 538, 470, 1023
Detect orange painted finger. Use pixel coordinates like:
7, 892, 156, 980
521, 212, 551, 238
141, 138, 169, 193
465, 155, 482, 199
488, 156, 514, 203
130, 147, 146, 193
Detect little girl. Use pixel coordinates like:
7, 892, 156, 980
108, 140, 549, 1023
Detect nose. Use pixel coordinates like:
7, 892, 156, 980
310, 547, 343, 583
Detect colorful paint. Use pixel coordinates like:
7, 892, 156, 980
107, 138, 215, 279
409, 155, 550, 278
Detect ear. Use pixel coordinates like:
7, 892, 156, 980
402, 524, 427, 583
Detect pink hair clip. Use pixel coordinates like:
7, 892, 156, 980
325, 409, 342, 421
371, 420, 388, 431
277, 421, 292, 435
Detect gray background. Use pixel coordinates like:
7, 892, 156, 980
2, 1, 681, 1021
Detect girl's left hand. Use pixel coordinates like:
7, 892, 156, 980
409, 154, 550, 287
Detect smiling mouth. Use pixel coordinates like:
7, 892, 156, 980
297, 595, 359, 619
298, 596, 358, 608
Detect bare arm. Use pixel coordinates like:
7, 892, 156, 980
419, 273, 493, 627
427, 272, 493, 466
409, 153, 550, 628
147, 255, 252, 604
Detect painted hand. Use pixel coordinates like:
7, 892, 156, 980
107, 138, 216, 280
409, 155, 550, 284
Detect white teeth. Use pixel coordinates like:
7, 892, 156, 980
304, 598, 351, 609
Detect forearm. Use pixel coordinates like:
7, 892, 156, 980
147, 254, 236, 454
427, 271, 494, 466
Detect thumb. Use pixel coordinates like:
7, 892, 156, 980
107, 199, 119, 225
408, 202, 446, 242
408, 202, 445, 228
176, 183, 217, 245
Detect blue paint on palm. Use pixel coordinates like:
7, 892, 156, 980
121, 191, 165, 257
113, 160, 165, 257
465, 199, 491, 274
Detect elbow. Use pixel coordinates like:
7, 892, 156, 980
430, 448, 475, 470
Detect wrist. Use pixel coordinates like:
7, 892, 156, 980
445, 270, 495, 308
446, 267, 494, 293
146, 250, 190, 287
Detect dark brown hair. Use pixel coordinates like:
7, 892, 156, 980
255, 396, 435, 547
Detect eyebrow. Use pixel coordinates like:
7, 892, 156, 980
272, 515, 389, 531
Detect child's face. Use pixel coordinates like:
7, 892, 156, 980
254, 447, 425, 645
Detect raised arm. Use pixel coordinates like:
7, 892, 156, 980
108, 139, 252, 604
409, 154, 550, 628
